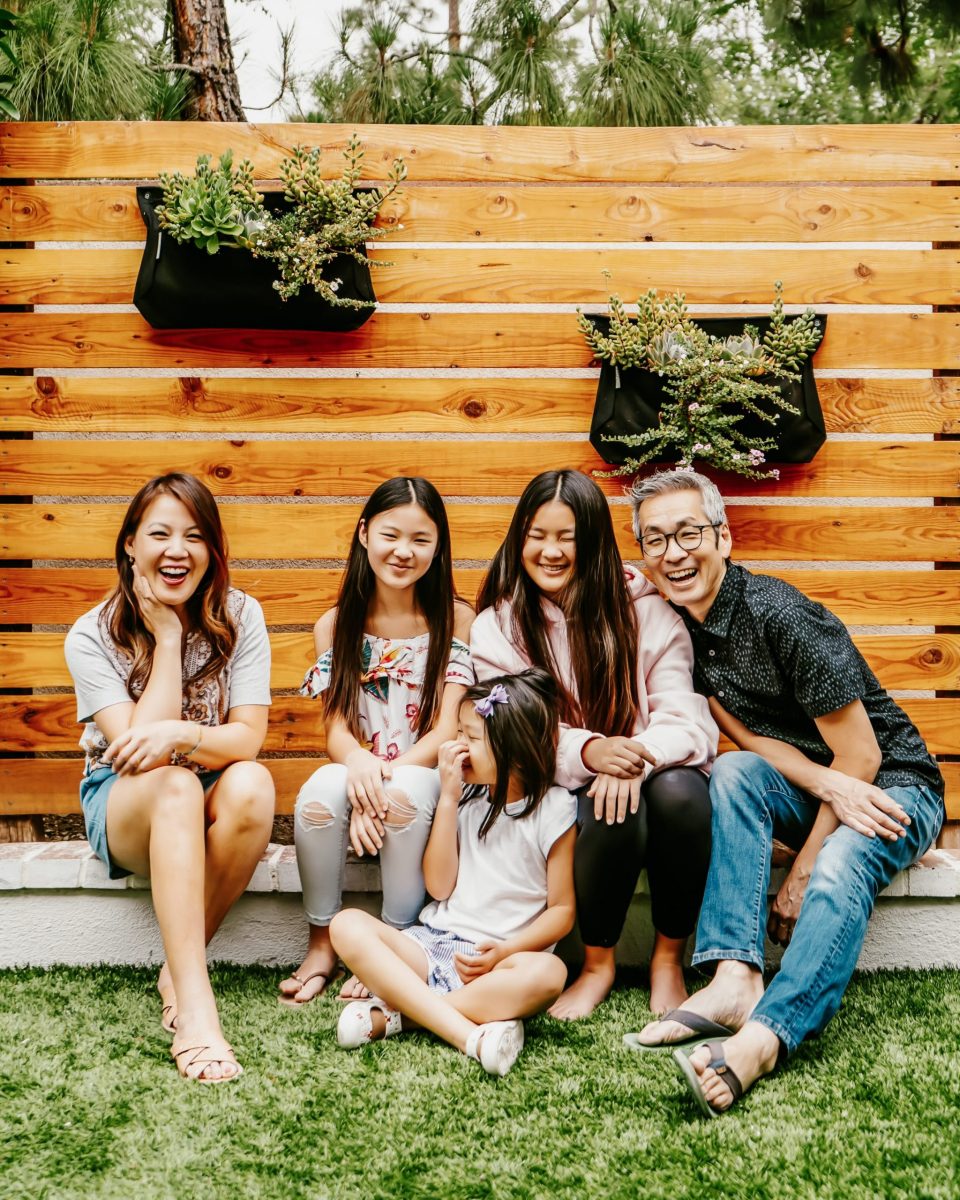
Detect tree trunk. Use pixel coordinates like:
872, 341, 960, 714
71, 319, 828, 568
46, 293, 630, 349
448, 0, 461, 52
171, 0, 245, 121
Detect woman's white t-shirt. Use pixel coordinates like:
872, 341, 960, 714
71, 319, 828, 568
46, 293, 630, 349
420, 785, 577, 949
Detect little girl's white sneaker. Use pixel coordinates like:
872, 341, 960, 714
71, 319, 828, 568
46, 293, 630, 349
336, 998, 403, 1048
465, 1019, 524, 1076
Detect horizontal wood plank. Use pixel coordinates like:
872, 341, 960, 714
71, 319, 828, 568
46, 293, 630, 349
3, 438, 956, 499
2, 376, 957, 436
5, 629, 959, 689
5, 694, 957, 755
2, 312, 957, 370
2, 758, 957, 818
5, 567, 959, 627
4, 503, 957, 562
4, 123, 960, 182
6, 246, 959, 306
5, 183, 960, 243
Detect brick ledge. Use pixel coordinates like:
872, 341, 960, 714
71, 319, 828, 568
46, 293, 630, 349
2, 841, 959, 898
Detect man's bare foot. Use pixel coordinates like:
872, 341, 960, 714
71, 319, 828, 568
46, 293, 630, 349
634, 961, 764, 1046
278, 947, 340, 1005
548, 957, 615, 1021
157, 963, 177, 1033
649, 954, 688, 1016
685, 1022, 780, 1113
337, 974, 371, 1002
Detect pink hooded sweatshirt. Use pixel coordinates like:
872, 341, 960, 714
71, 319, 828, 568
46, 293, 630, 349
470, 565, 718, 792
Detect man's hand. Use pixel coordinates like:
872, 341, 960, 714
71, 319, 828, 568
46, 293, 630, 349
767, 868, 809, 946
819, 770, 910, 840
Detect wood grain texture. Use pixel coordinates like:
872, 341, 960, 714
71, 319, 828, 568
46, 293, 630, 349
5, 694, 956, 754
6, 630, 959, 689
2, 758, 957, 818
3, 379, 955, 436
2, 376, 958, 436
5, 567, 959, 626
6, 246, 959, 306
3, 438, 956, 499
4, 122, 960, 181
5, 183, 960, 243
4, 503, 957, 562
2, 312, 957, 370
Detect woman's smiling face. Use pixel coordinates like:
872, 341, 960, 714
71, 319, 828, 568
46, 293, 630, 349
124, 493, 210, 611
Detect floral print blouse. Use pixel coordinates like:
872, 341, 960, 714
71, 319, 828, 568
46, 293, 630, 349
300, 633, 474, 760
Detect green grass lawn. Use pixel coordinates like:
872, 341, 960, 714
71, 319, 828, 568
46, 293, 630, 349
2, 965, 959, 1200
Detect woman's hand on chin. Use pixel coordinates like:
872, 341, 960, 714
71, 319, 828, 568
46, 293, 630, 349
131, 563, 183, 642
104, 720, 194, 775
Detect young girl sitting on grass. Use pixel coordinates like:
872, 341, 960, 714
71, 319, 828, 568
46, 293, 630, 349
329, 669, 577, 1077
279, 477, 475, 1006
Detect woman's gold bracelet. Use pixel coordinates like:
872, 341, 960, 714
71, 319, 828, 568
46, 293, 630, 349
183, 724, 202, 759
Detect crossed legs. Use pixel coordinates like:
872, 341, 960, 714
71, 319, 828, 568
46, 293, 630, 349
329, 909, 566, 1054
107, 761, 274, 1079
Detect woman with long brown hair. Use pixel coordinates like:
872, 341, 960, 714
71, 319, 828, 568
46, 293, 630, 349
64, 473, 274, 1082
472, 469, 717, 1020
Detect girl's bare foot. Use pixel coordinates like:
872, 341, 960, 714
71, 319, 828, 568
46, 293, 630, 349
648, 933, 689, 1015
635, 961, 764, 1046
548, 946, 615, 1020
685, 1022, 780, 1113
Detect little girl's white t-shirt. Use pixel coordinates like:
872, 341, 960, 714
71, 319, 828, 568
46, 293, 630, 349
419, 785, 577, 950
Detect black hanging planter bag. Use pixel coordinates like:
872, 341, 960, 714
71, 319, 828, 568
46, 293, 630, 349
133, 186, 377, 331
587, 313, 827, 466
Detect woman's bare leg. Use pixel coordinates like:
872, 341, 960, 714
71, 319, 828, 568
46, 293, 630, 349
158, 761, 274, 1024
106, 766, 237, 1080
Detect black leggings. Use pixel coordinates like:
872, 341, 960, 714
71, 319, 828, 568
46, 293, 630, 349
574, 766, 712, 948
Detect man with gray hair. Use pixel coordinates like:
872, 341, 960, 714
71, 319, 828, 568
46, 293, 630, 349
628, 468, 944, 1117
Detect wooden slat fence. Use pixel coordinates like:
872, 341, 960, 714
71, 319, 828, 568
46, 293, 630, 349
0, 121, 957, 836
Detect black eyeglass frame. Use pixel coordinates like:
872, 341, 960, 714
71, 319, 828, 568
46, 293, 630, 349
637, 523, 723, 559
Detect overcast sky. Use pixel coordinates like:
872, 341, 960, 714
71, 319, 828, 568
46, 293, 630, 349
226, 0, 343, 120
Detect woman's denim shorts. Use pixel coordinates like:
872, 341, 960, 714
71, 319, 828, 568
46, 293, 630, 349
80, 763, 223, 880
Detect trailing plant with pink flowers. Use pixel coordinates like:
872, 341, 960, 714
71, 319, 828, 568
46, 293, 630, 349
578, 284, 822, 480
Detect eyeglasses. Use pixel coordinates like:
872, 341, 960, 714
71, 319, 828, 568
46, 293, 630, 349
638, 524, 722, 558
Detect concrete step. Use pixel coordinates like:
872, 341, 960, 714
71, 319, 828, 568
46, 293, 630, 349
3, 841, 960, 970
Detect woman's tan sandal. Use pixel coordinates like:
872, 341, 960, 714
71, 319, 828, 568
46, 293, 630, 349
278, 965, 343, 1007
172, 1042, 244, 1084
160, 1003, 178, 1035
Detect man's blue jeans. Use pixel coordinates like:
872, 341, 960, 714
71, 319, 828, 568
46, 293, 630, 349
694, 752, 944, 1054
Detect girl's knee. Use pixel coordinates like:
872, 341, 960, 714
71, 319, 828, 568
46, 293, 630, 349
382, 766, 439, 829
329, 907, 375, 952
295, 764, 350, 828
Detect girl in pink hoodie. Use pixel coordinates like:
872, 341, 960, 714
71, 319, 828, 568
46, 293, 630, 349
471, 469, 718, 1020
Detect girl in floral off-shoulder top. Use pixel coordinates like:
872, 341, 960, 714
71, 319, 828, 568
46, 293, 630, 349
279, 478, 475, 1006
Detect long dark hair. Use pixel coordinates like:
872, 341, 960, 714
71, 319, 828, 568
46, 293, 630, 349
464, 669, 559, 838
326, 477, 455, 739
477, 469, 639, 736
103, 473, 235, 696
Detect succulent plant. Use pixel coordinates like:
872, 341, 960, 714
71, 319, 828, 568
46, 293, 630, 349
578, 283, 823, 480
